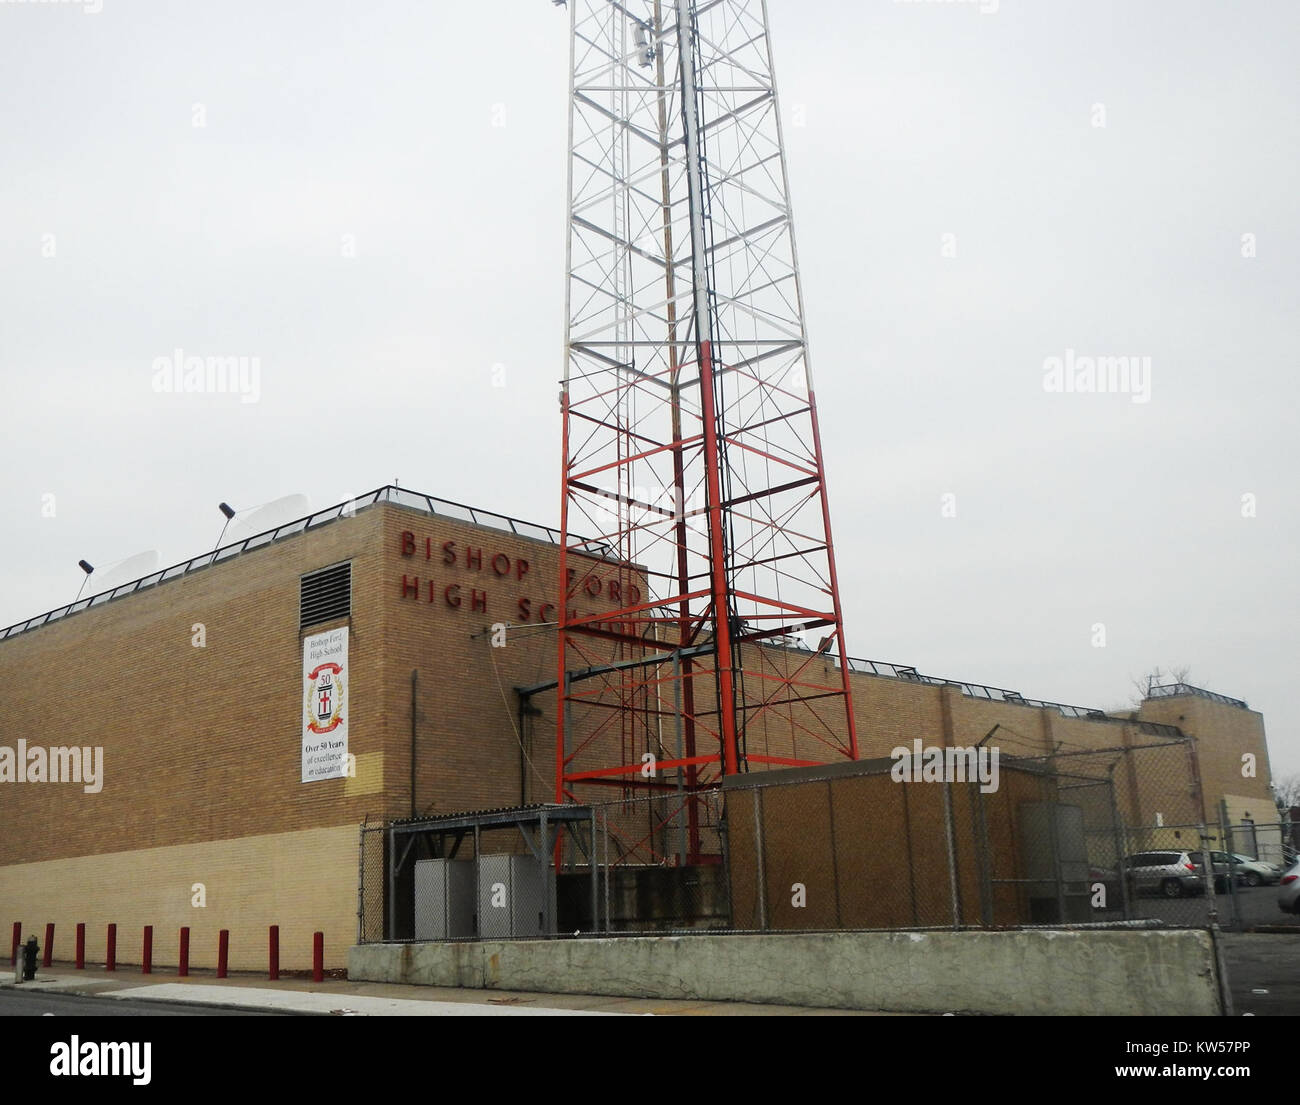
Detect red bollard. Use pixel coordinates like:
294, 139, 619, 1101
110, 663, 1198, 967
106, 924, 117, 972
43, 923, 54, 968
142, 926, 153, 974
312, 932, 323, 983
75, 923, 85, 970
217, 930, 229, 979
178, 927, 190, 977
9, 922, 19, 967
268, 925, 279, 981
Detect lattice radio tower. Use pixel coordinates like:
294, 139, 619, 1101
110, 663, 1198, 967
555, 0, 858, 856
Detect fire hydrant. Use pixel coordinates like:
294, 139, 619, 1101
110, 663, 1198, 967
20, 936, 38, 982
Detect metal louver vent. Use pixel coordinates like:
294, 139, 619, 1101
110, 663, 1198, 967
300, 562, 351, 629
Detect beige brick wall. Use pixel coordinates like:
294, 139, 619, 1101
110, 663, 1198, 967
0, 825, 356, 971
1, 506, 394, 863
1137, 694, 1273, 821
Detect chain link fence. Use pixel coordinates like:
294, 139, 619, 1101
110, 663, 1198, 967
357, 739, 1288, 942
358, 822, 385, 944
357, 795, 728, 942
1205, 807, 1298, 930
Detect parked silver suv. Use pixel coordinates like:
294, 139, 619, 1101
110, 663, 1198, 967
1123, 851, 1204, 898
1277, 864, 1300, 914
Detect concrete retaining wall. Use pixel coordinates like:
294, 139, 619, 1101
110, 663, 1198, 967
349, 929, 1224, 1016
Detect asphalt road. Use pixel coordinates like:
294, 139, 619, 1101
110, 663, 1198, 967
1102, 882, 1299, 929
0, 990, 286, 1016
1221, 933, 1300, 1017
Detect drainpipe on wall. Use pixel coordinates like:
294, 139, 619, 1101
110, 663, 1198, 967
410, 670, 418, 818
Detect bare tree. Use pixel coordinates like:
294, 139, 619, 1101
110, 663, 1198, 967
1129, 665, 1193, 708
1273, 774, 1300, 815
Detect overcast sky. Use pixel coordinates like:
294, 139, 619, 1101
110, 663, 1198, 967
2, 1, 1296, 774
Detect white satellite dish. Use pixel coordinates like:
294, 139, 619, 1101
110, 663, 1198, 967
226, 494, 312, 544
95, 551, 162, 593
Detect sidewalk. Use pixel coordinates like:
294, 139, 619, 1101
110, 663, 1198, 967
1, 964, 887, 1016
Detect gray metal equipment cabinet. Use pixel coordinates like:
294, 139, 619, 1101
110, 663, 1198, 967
476, 854, 555, 938
414, 858, 476, 940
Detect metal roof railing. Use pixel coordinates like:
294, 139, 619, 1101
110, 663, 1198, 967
1146, 682, 1249, 710
839, 655, 1182, 736
0, 485, 609, 644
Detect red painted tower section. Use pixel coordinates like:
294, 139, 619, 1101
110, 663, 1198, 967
556, 0, 856, 863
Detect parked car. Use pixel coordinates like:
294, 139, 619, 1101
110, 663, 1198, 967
1187, 850, 1246, 893
1231, 853, 1282, 887
1123, 851, 1204, 898
1277, 865, 1300, 914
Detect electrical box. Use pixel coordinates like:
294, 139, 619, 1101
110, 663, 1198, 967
414, 858, 476, 940
477, 854, 554, 939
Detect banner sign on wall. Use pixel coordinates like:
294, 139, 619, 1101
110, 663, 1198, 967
302, 627, 348, 782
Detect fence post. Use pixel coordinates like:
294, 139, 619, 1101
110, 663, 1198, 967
356, 826, 365, 947
972, 783, 994, 926
312, 932, 324, 983
1199, 820, 1219, 926
473, 821, 481, 937
178, 927, 190, 977
1044, 765, 1067, 924
1220, 799, 1238, 928
589, 807, 598, 934
1107, 763, 1132, 920
752, 786, 768, 931
602, 808, 610, 933
75, 923, 85, 970
269, 925, 279, 981
672, 651, 686, 866
1182, 736, 1218, 925
10, 922, 19, 967
940, 781, 961, 929
217, 930, 229, 978
106, 924, 116, 972
142, 925, 153, 974
541, 807, 552, 936
972, 725, 1000, 927
42, 923, 53, 967
386, 825, 396, 942
717, 791, 733, 928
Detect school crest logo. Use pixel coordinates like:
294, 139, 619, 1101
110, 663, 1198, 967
305, 662, 345, 734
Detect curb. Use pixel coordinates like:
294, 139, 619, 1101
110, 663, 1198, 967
1, 976, 328, 1015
